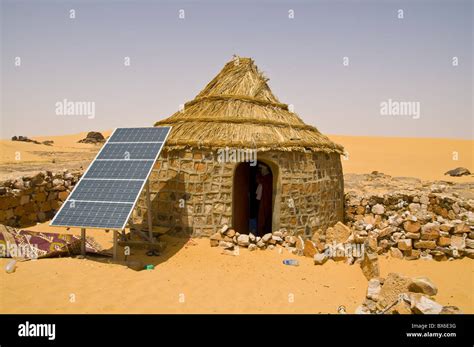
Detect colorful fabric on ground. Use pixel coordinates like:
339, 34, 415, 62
0, 225, 103, 259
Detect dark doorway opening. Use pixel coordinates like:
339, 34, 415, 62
233, 161, 273, 236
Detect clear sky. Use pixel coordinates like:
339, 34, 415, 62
1, 0, 472, 139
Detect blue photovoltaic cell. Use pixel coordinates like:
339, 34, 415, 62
83, 160, 154, 180
97, 143, 163, 160
68, 180, 144, 203
52, 201, 133, 229
108, 127, 170, 143
51, 127, 171, 229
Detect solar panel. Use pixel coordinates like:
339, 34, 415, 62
68, 180, 143, 203
52, 201, 134, 229
97, 143, 164, 160
50, 126, 171, 229
83, 160, 154, 180
109, 127, 169, 143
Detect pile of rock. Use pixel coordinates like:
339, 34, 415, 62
343, 173, 474, 261
356, 273, 462, 314
11, 136, 40, 144
210, 225, 317, 255
78, 131, 105, 144
0, 170, 81, 227
444, 167, 471, 177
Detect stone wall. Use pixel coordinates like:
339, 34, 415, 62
132, 149, 344, 237
265, 151, 344, 236
343, 174, 474, 260
0, 170, 81, 227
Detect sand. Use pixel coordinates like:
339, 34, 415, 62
0, 223, 472, 314
0, 132, 473, 313
331, 135, 473, 182
0, 131, 112, 181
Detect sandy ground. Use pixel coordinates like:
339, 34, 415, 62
331, 135, 473, 182
0, 131, 112, 181
0, 132, 472, 313
0, 223, 472, 314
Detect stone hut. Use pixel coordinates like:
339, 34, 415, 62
133, 57, 344, 238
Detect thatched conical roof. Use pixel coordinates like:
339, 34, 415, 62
155, 57, 343, 154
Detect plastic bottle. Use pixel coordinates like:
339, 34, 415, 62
5, 260, 16, 274
282, 259, 299, 266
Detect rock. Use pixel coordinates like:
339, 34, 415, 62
440, 223, 454, 232
326, 222, 352, 244
397, 239, 412, 251
444, 167, 471, 177
311, 231, 320, 243
371, 204, 385, 215
414, 240, 436, 249
303, 239, 317, 257
262, 233, 272, 243
410, 293, 443, 314
225, 228, 236, 238
220, 224, 229, 234
360, 252, 380, 280
403, 220, 421, 233
437, 236, 451, 247
294, 236, 304, 253
376, 273, 411, 310
272, 235, 283, 243
249, 233, 256, 242
408, 203, 421, 213
441, 306, 462, 314
248, 244, 257, 251
256, 240, 265, 248
465, 238, 474, 249
367, 278, 382, 301
286, 235, 297, 246
421, 223, 440, 240
453, 223, 470, 234
218, 240, 233, 248
377, 226, 394, 239
237, 234, 250, 247
272, 230, 283, 238
355, 305, 371, 314
390, 247, 404, 259
408, 277, 438, 296
405, 232, 420, 240
314, 253, 328, 265
464, 249, 474, 259
391, 300, 412, 314
210, 232, 222, 247
78, 131, 105, 144
450, 235, 465, 250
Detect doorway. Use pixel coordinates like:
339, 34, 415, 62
233, 161, 273, 236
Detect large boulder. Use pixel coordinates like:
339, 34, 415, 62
408, 277, 438, 296
78, 131, 105, 144
376, 273, 411, 310
444, 167, 471, 177
326, 222, 352, 244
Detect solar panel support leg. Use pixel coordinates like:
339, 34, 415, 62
113, 230, 118, 260
81, 228, 86, 257
146, 180, 153, 243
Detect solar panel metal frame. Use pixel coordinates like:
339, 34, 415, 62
50, 127, 171, 230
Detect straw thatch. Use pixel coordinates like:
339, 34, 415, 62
155, 57, 344, 154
